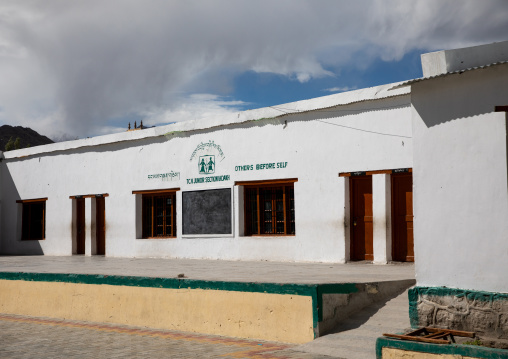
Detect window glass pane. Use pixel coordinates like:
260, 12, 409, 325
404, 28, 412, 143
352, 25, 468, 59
142, 197, 152, 237
250, 205, 258, 235
156, 197, 164, 236
142, 193, 176, 238
251, 219, 258, 234
244, 183, 294, 236
22, 204, 30, 239
22, 202, 45, 240
31, 203, 44, 239
169, 194, 176, 236
288, 187, 295, 234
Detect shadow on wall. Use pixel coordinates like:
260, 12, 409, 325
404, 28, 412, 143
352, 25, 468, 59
411, 65, 508, 128
0, 164, 43, 255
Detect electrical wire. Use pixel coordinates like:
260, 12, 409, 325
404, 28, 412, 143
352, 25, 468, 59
270, 102, 409, 114
269, 103, 412, 138
315, 120, 412, 138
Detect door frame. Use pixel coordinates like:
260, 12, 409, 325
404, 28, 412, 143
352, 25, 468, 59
349, 175, 374, 261
391, 172, 414, 262
75, 198, 85, 255
95, 196, 106, 255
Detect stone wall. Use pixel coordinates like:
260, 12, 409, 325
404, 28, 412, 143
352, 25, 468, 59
409, 287, 508, 342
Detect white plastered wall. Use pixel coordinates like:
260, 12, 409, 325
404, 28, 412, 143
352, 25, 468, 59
372, 174, 392, 264
412, 64, 508, 293
0, 95, 412, 262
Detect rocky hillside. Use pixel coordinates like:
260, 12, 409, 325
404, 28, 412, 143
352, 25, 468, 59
0, 125, 54, 151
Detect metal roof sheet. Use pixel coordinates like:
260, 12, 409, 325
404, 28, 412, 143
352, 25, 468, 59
3, 81, 411, 160
390, 61, 508, 90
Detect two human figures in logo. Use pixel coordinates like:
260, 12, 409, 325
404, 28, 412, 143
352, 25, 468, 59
199, 156, 215, 174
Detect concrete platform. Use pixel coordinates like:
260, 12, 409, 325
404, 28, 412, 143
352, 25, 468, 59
0, 256, 414, 283
0, 256, 414, 344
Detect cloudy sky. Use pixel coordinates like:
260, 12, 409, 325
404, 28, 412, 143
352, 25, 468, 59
0, 0, 507, 140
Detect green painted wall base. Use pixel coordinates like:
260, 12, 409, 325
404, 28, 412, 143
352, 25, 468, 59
0, 271, 360, 340
376, 337, 508, 359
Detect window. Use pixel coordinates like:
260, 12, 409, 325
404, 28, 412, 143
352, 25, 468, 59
17, 198, 47, 240
142, 192, 176, 238
243, 182, 295, 236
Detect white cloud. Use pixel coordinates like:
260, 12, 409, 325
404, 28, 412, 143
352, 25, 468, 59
139, 94, 247, 128
323, 86, 358, 93
0, 0, 506, 138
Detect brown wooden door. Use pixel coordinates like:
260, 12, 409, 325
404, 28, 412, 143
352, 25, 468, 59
391, 173, 414, 262
76, 198, 85, 255
96, 197, 106, 255
350, 176, 373, 261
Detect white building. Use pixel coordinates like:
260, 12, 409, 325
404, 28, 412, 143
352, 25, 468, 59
0, 82, 414, 263
2, 39, 508, 343
401, 41, 508, 341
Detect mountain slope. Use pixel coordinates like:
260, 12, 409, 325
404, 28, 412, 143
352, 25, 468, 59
0, 125, 54, 151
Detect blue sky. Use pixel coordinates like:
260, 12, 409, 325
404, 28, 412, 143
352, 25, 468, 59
232, 50, 423, 110
0, 1, 507, 140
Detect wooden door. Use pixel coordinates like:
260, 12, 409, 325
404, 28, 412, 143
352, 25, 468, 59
96, 197, 106, 255
350, 176, 373, 261
76, 198, 85, 255
391, 173, 414, 262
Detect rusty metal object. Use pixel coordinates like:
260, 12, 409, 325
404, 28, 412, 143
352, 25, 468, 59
383, 327, 475, 345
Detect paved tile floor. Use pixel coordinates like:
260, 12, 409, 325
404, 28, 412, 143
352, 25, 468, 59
0, 256, 414, 283
0, 314, 338, 359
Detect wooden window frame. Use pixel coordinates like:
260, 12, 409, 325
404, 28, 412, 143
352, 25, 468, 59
138, 190, 178, 239
69, 193, 109, 199
239, 180, 296, 237
339, 168, 412, 177
16, 198, 47, 240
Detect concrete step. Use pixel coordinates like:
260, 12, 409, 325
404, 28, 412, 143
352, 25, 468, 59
296, 288, 411, 359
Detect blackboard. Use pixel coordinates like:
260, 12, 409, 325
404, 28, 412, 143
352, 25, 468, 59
182, 188, 232, 235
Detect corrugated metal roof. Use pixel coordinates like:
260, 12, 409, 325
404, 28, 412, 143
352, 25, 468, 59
390, 61, 508, 90
3, 81, 411, 160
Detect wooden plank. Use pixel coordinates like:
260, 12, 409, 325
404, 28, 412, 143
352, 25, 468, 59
392, 168, 411, 174
425, 328, 475, 338
132, 188, 180, 195
16, 198, 48, 203
383, 333, 449, 344
339, 168, 412, 177
405, 328, 428, 336
69, 194, 109, 199
366, 170, 392, 175
235, 178, 298, 186
424, 331, 449, 339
